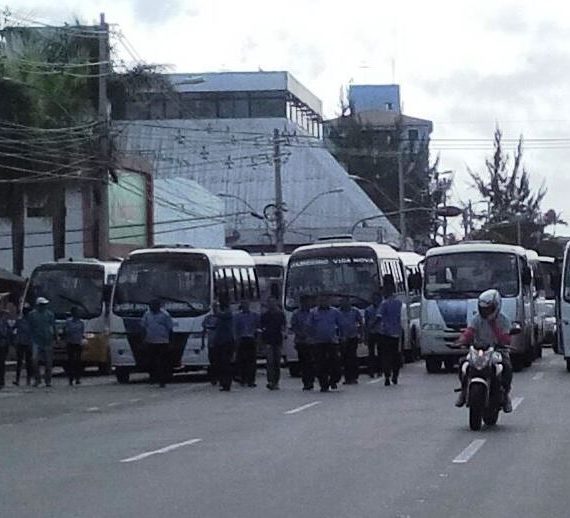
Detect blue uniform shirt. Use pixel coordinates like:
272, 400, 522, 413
365, 304, 383, 335
291, 308, 312, 344
379, 297, 403, 338
141, 309, 174, 344
15, 316, 32, 346
338, 307, 362, 340
309, 307, 341, 344
234, 310, 260, 339
65, 318, 85, 345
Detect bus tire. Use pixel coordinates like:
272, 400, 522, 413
444, 358, 456, 372
566, 359, 570, 373
116, 367, 130, 384
99, 360, 111, 375
512, 356, 523, 372
425, 357, 442, 374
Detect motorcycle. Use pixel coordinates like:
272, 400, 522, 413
451, 325, 520, 431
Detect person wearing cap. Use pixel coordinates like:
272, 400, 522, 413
64, 307, 85, 386
13, 305, 33, 387
140, 299, 173, 388
28, 297, 56, 388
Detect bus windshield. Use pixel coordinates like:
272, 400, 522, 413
424, 252, 519, 299
285, 253, 378, 310
113, 253, 210, 317
256, 264, 284, 301
26, 265, 104, 319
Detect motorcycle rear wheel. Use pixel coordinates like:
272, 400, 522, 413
468, 384, 486, 431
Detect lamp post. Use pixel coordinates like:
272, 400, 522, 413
285, 188, 344, 230
217, 193, 271, 244
349, 207, 435, 237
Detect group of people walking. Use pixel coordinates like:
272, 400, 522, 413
0, 297, 85, 389
192, 274, 403, 393
292, 277, 403, 392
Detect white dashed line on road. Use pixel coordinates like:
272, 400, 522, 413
120, 438, 202, 463
284, 401, 321, 415
452, 439, 486, 464
532, 372, 544, 381
107, 402, 120, 407
511, 396, 524, 411
86, 407, 100, 412
128, 398, 142, 403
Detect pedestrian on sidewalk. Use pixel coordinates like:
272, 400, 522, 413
364, 292, 383, 378
338, 296, 363, 385
28, 297, 56, 388
291, 294, 315, 390
202, 302, 219, 385
0, 309, 10, 390
261, 297, 286, 390
378, 279, 403, 386
64, 307, 85, 386
210, 297, 235, 391
309, 294, 342, 392
234, 300, 260, 387
13, 305, 33, 387
140, 299, 173, 388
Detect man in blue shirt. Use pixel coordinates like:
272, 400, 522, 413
234, 300, 260, 387
210, 296, 235, 392
13, 305, 33, 387
64, 307, 85, 386
309, 294, 342, 392
291, 294, 315, 390
261, 297, 286, 390
379, 279, 403, 386
141, 299, 174, 388
338, 296, 363, 385
364, 292, 383, 378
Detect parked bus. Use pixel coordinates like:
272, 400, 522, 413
421, 242, 536, 373
282, 240, 414, 376
558, 243, 570, 370
109, 246, 259, 383
399, 251, 424, 362
24, 259, 120, 373
536, 256, 559, 348
252, 253, 289, 304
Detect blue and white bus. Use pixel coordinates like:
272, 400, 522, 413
109, 246, 259, 383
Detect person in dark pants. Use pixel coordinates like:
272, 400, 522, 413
234, 300, 260, 387
28, 297, 56, 388
210, 298, 235, 391
365, 292, 383, 378
0, 310, 10, 390
261, 297, 286, 390
291, 295, 315, 390
309, 294, 342, 392
379, 280, 403, 386
64, 307, 85, 386
13, 306, 33, 386
202, 302, 219, 385
140, 300, 173, 388
338, 296, 363, 384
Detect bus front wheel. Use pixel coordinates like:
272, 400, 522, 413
116, 367, 130, 384
566, 359, 570, 373
425, 357, 442, 373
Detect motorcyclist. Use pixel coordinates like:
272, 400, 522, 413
455, 289, 513, 413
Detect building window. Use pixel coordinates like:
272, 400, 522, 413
219, 97, 249, 118
250, 95, 286, 118
385, 102, 393, 111
181, 97, 217, 118
408, 129, 419, 141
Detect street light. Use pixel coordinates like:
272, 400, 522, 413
216, 193, 265, 220
349, 207, 435, 236
285, 188, 344, 230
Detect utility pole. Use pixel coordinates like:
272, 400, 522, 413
96, 12, 110, 259
398, 151, 406, 250
273, 128, 285, 252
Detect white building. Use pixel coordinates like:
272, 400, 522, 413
114, 71, 399, 251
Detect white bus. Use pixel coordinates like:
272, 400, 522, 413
282, 240, 413, 375
558, 243, 570, 370
109, 246, 259, 383
421, 242, 536, 373
399, 252, 424, 362
252, 253, 289, 304
536, 255, 558, 348
24, 259, 120, 373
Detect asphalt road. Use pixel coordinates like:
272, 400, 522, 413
1, 349, 569, 518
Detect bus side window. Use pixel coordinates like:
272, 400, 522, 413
224, 268, 237, 302
214, 268, 227, 301
233, 267, 245, 300
239, 268, 250, 300
248, 267, 260, 300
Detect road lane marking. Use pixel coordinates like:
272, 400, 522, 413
512, 396, 524, 411
120, 438, 202, 463
86, 407, 100, 412
532, 372, 544, 381
129, 398, 142, 403
284, 401, 321, 415
367, 378, 384, 384
107, 402, 120, 407
452, 439, 486, 464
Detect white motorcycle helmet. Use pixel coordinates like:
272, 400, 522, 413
478, 289, 501, 320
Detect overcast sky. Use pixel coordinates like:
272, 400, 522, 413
12, 0, 570, 236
